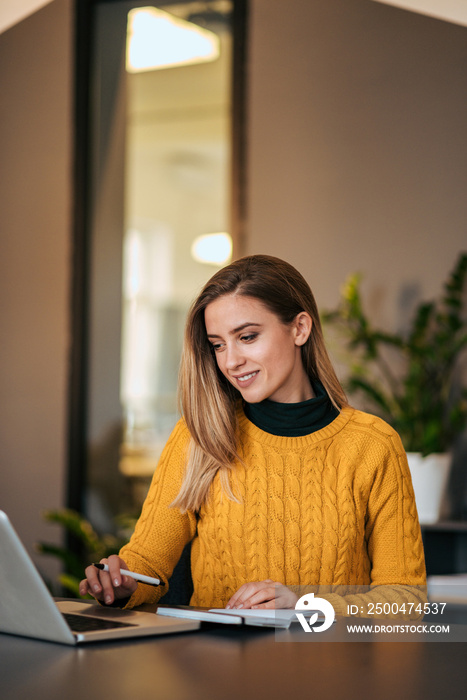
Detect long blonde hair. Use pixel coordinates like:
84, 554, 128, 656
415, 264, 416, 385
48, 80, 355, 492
172, 255, 347, 512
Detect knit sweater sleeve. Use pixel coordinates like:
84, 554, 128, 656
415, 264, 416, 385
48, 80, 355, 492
365, 428, 425, 587
323, 423, 427, 619
118, 418, 197, 608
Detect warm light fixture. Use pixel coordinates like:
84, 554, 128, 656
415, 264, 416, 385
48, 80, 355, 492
191, 232, 232, 265
126, 7, 220, 73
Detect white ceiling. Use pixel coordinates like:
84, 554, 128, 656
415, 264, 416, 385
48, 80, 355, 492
371, 0, 467, 27
0, 0, 54, 35
1, 1, 466, 37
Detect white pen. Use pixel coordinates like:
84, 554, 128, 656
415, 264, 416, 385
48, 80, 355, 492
92, 563, 164, 587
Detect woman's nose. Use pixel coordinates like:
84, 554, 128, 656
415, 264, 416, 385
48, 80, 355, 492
224, 344, 245, 370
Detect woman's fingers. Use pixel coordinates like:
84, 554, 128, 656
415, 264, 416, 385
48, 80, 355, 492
251, 585, 298, 610
242, 584, 277, 608
79, 555, 137, 604
106, 554, 125, 589
226, 580, 299, 610
226, 580, 276, 609
83, 558, 114, 604
81, 563, 104, 599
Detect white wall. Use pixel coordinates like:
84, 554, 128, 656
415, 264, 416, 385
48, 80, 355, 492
0, 0, 72, 575
247, 0, 467, 330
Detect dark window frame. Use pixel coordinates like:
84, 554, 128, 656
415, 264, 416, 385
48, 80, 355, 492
67, 0, 249, 515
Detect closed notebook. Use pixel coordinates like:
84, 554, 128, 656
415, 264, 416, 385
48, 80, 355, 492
157, 604, 308, 628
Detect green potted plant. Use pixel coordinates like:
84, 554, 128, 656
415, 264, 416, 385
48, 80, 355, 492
36, 509, 136, 597
323, 252, 467, 523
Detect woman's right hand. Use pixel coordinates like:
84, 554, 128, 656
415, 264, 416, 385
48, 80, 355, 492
79, 554, 138, 605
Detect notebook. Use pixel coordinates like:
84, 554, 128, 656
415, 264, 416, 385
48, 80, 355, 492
157, 604, 305, 628
0, 510, 199, 645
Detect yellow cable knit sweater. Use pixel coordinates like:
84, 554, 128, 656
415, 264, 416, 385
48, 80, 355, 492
120, 406, 426, 616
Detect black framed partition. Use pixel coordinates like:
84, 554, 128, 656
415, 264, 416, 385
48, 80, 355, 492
68, 0, 248, 534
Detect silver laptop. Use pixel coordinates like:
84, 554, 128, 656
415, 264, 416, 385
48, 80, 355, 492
0, 510, 199, 645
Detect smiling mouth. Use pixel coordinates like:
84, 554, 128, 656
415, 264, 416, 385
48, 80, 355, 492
236, 371, 259, 383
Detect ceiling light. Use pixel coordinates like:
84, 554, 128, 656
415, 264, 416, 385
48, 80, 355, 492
191, 232, 232, 266
126, 7, 220, 73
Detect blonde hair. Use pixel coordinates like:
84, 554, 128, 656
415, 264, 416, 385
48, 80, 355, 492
172, 255, 347, 512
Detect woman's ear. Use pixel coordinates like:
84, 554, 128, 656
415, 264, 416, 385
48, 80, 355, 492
293, 312, 312, 347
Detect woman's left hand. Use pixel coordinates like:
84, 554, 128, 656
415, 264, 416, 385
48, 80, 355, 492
226, 580, 298, 610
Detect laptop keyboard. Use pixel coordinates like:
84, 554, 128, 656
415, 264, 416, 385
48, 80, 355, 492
63, 612, 136, 632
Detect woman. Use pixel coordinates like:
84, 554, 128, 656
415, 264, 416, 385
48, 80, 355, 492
80, 255, 426, 616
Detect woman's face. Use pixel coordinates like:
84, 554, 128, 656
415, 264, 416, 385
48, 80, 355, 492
204, 294, 313, 404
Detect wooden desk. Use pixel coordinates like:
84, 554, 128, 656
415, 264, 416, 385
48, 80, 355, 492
2, 607, 467, 700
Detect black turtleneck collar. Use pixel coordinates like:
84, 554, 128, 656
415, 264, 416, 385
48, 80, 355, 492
243, 380, 339, 437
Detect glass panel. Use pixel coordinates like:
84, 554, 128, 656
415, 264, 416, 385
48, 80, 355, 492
86, 1, 234, 532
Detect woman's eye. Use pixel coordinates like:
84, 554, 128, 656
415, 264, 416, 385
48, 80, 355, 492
211, 343, 223, 352
241, 333, 257, 343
